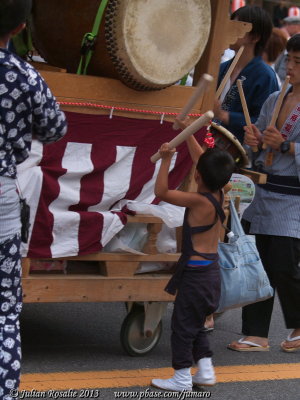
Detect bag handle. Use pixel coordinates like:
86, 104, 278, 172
229, 199, 245, 237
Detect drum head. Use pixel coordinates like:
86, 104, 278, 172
31, 0, 210, 91
210, 122, 249, 167
105, 0, 211, 90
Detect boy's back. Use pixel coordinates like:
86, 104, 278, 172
185, 191, 223, 257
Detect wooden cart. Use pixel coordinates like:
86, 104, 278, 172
21, 0, 252, 356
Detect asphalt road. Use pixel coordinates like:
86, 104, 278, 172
19, 297, 300, 400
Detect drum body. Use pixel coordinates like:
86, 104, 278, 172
31, 0, 211, 90
210, 123, 248, 167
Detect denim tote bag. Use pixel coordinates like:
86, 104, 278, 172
216, 200, 274, 313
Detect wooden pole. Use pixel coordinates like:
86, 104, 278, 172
263, 75, 290, 166
173, 73, 213, 130
215, 45, 244, 99
150, 111, 214, 163
262, 75, 290, 150
237, 79, 258, 152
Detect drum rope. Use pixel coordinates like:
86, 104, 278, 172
77, 0, 109, 75
58, 101, 204, 118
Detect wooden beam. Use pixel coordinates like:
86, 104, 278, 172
240, 169, 267, 184
22, 275, 174, 303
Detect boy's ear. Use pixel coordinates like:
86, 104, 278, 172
194, 169, 200, 182
249, 33, 260, 44
11, 23, 26, 37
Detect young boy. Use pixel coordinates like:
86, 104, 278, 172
228, 33, 300, 352
151, 137, 235, 392
0, 1, 67, 398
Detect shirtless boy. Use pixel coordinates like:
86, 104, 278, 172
151, 137, 235, 391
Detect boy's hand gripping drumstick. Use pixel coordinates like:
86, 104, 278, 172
215, 46, 245, 100
237, 79, 258, 152
150, 111, 214, 163
262, 75, 290, 150
173, 73, 214, 130
263, 75, 290, 166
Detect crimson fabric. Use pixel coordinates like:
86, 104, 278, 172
26, 112, 206, 258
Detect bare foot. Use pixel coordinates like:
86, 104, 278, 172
281, 329, 300, 352
228, 336, 269, 351
204, 314, 214, 330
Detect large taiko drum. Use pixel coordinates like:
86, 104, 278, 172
31, 0, 211, 90
210, 123, 249, 167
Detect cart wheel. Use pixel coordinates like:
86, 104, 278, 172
120, 308, 162, 356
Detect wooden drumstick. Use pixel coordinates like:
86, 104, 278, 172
216, 46, 245, 100
173, 73, 214, 130
151, 111, 214, 163
237, 79, 258, 152
262, 75, 290, 150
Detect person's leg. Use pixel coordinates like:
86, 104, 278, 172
171, 269, 213, 369
192, 264, 220, 386
152, 269, 198, 391
0, 234, 22, 400
273, 237, 300, 351
229, 234, 274, 350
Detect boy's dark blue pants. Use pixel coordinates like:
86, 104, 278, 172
171, 262, 221, 370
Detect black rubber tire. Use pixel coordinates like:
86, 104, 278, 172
120, 309, 162, 357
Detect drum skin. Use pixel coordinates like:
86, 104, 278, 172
31, 0, 211, 90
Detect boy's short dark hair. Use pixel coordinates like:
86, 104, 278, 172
0, 0, 32, 38
196, 148, 235, 193
286, 33, 300, 52
231, 6, 273, 56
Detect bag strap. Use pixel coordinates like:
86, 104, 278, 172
77, 0, 109, 75
229, 199, 245, 237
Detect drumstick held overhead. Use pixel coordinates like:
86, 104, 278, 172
151, 111, 214, 163
262, 75, 290, 149
173, 73, 214, 130
237, 79, 258, 152
216, 46, 245, 100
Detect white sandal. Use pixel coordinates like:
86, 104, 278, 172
227, 338, 270, 352
281, 333, 300, 352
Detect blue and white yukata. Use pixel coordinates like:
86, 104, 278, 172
0, 48, 67, 399
218, 56, 279, 142
242, 88, 300, 337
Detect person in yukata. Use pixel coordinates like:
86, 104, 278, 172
0, 1, 67, 398
205, 5, 280, 333
214, 5, 279, 144
228, 33, 300, 353
150, 135, 235, 392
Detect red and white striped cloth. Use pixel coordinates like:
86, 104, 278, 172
231, 0, 245, 13
288, 6, 300, 17
18, 111, 205, 258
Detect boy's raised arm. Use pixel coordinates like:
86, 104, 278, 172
174, 117, 204, 164
154, 144, 175, 199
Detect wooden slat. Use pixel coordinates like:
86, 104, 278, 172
32, 253, 180, 262
126, 214, 163, 224
99, 261, 140, 277
37, 71, 205, 120
240, 169, 267, 184
22, 275, 174, 303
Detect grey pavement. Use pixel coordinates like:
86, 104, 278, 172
20, 297, 300, 399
